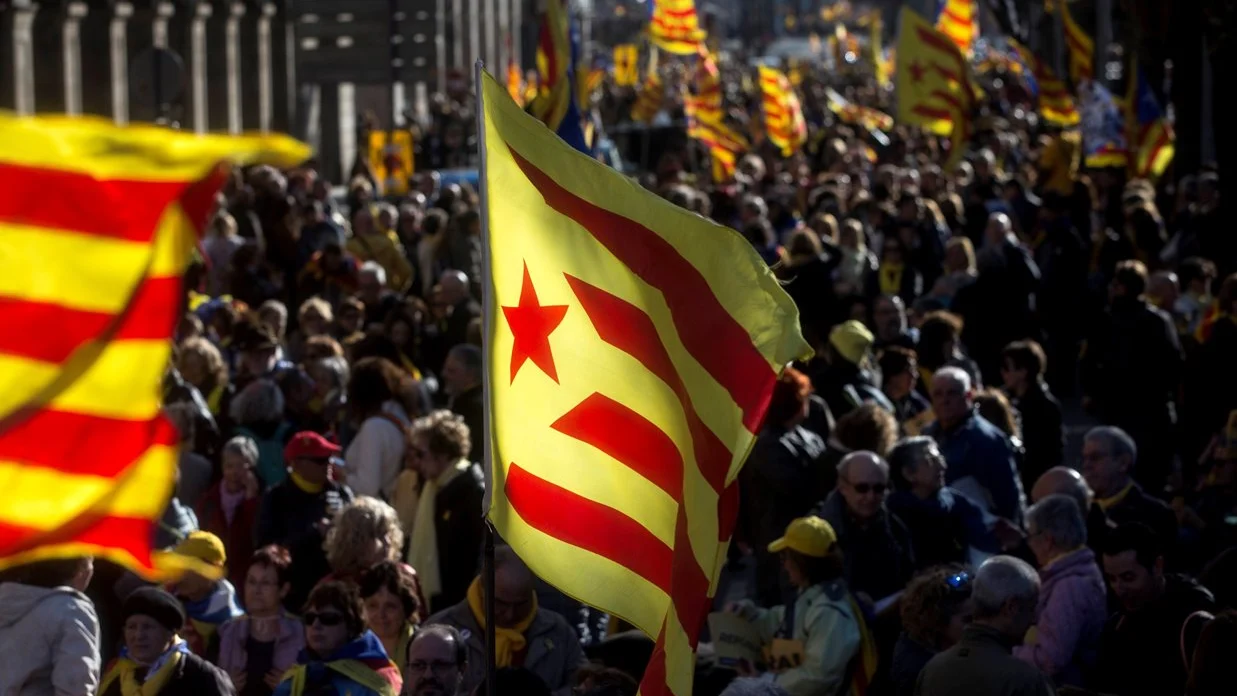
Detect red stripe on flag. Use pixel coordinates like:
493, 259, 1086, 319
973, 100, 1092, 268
0, 412, 179, 478
510, 151, 777, 434
0, 162, 182, 242
912, 105, 955, 121
551, 392, 684, 499
0, 276, 182, 363
505, 463, 673, 592
565, 275, 732, 492
0, 514, 156, 569
640, 627, 670, 696
915, 26, 967, 67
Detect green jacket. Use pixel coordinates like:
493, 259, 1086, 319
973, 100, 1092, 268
742, 579, 861, 696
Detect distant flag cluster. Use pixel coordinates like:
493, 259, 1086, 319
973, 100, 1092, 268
758, 66, 808, 156
648, 0, 706, 55
1009, 38, 1080, 127
935, 0, 979, 56
1058, 0, 1095, 83
895, 7, 980, 167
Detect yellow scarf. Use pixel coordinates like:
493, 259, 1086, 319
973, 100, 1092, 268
1097, 483, 1134, 511
879, 262, 904, 296
283, 660, 397, 696
290, 470, 325, 494
408, 459, 470, 602
99, 640, 185, 696
466, 577, 537, 667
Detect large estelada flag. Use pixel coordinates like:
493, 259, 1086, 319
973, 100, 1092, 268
895, 6, 980, 166
0, 115, 307, 577
479, 71, 809, 696
648, 0, 707, 55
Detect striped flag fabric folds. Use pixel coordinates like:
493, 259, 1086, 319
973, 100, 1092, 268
1125, 62, 1174, 179
630, 71, 664, 123
895, 7, 981, 167
758, 66, 808, 156
684, 96, 748, 182
0, 114, 307, 578
479, 70, 810, 696
1059, 0, 1094, 83
529, 0, 572, 132
648, 0, 707, 55
935, 0, 978, 56
1009, 38, 1080, 127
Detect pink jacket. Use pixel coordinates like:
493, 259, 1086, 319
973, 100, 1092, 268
217, 612, 305, 678
1014, 547, 1107, 687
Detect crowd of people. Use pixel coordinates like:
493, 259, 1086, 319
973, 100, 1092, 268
2, 20, 1237, 696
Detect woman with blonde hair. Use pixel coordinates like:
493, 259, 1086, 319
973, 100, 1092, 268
321, 497, 427, 622
177, 336, 231, 416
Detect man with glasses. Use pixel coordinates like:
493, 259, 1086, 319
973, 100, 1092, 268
813, 451, 916, 602
402, 625, 468, 696
1080, 426, 1177, 549
257, 431, 354, 612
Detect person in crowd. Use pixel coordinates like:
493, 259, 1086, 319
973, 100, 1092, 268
870, 294, 916, 352
347, 205, 413, 293
357, 262, 403, 328
886, 437, 998, 569
739, 366, 828, 607
322, 498, 425, 616
274, 581, 403, 696
878, 347, 932, 435
230, 378, 294, 488
177, 336, 232, 417
359, 561, 421, 665
0, 557, 100, 695
218, 546, 305, 696
1031, 466, 1115, 557
810, 320, 893, 419
813, 451, 915, 602
914, 311, 982, 390
232, 317, 294, 390
571, 665, 639, 696
1094, 523, 1215, 696
441, 344, 484, 459
257, 431, 354, 611
197, 435, 262, 590
727, 516, 876, 696
1000, 340, 1064, 490
167, 402, 214, 508
1186, 610, 1237, 696
165, 531, 245, 659
1081, 426, 1178, 547
1014, 495, 1107, 687
438, 270, 481, 349
718, 679, 792, 696
915, 556, 1055, 696
401, 624, 469, 696
287, 297, 334, 363
99, 587, 234, 696
405, 410, 485, 614
887, 566, 973, 696
426, 545, 585, 696
346, 357, 412, 500
925, 367, 1027, 526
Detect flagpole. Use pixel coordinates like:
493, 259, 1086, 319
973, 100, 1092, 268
475, 57, 499, 696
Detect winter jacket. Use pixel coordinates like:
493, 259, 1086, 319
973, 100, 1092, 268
925, 410, 1027, 526
256, 478, 354, 612
1013, 547, 1107, 686
887, 486, 998, 572
815, 491, 916, 601
345, 401, 410, 501
217, 613, 306, 690
0, 583, 100, 696
273, 630, 401, 696
916, 623, 1055, 696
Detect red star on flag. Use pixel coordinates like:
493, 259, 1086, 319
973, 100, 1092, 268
909, 60, 927, 83
502, 262, 569, 383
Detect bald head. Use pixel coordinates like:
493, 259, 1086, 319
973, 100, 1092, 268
837, 451, 889, 480
1032, 466, 1092, 511
439, 270, 469, 304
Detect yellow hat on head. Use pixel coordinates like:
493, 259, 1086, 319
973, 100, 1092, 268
829, 320, 874, 365
768, 516, 838, 558
171, 531, 227, 581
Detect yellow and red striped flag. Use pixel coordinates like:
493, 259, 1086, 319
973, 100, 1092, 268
827, 87, 895, 132
1059, 0, 1094, 83
1009, 38, 1080, 127
613, 44, 640, 87
935, 0, 978, 56
631, 71, 664, 123
648, 0, 706, 55
690, 46, 723, 119
479, 70, 809, 696
758, 66, 808, 156
0, 115, 307, 578
507, 61, 525, 106
685, 96, 748, 183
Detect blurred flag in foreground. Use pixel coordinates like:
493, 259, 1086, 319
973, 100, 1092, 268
0, 115, 307, 578
758, 66, 808, 156
479, 70, 809, 696
648, 0, 706, 55
1125, 62, 1174, 179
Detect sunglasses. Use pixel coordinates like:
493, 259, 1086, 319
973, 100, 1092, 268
303, 611, 345, 627
849, 482, 888, 495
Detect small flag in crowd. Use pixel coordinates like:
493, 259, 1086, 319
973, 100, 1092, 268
613, 44, 640, 87
1125, 60, 1174, 179
691, 46, 723, 117
895, 6, 980, 167
758, 66, 808, 156
631, 71, 664, 124
648, 0, 707, 55
0, 114, 307, 578
1058, 0, 1095, 83
529, 0, 572, 133
935, 0, 979, 56
478, 70, 810, 696
1078, 79, 1129, 168
1009, 38, 1080, 127
827, 88, 894, 132
685, 96, 749, 182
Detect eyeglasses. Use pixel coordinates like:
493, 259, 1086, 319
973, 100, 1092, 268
407, 659, 458, 675
848, 481, 888, 495
945, 571, 971, 591
303, 611, 345, 627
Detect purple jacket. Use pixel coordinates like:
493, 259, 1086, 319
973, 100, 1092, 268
1014, 547, 1107, 687
217, 612, 305, 678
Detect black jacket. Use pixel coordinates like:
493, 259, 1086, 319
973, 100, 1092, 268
430, 462, 486, 614
1011, 382, 1064, 489
101, 652, 235, 696
256, 479, 354, 612
449, 386, 484, 464
1080, 297, 1184, 426
1104, 482, 1179, 551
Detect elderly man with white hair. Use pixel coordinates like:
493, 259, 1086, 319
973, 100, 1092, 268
916, 556, 1056, 696
1080, 425, 1177, 547
924, 367, 1027, 527
813, 451, 915, 601
1014, 495, 1107, 687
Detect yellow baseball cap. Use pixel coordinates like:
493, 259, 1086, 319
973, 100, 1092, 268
171, 531, 227, 581
767, 516, 838, 558
829, 320, 874, 365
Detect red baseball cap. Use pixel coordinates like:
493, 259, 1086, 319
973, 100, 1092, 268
284, 431, 341, 462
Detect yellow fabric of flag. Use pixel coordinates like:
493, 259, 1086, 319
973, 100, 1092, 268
369, 130, 414, 196
631, 71, 664, 124
895, 6, 979, 165
0, 114, 307, 578
507, 62, 525, 106
871, 10, 891, 88
649, 0, 707, 55
479, 71, 809, 696
614, 44, 640, 87
1009, 39, 1080, 127
935, 0, 978, 56
1059, 0, 1094, 83
758, 66, 808, 156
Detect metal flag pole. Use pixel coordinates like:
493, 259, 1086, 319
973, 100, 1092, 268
474, 57, 499, 696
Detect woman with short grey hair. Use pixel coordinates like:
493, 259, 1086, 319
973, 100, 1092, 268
196, 435, 263, 588
1014, 495, 1108, 687
230, 379, 292, 487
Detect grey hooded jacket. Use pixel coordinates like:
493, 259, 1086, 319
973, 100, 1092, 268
0, 583, 100, 696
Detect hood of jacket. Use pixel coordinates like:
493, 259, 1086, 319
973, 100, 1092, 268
0, 583, 90, 629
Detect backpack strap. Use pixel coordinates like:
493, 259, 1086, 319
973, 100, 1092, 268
1180, 610, 1214, 669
